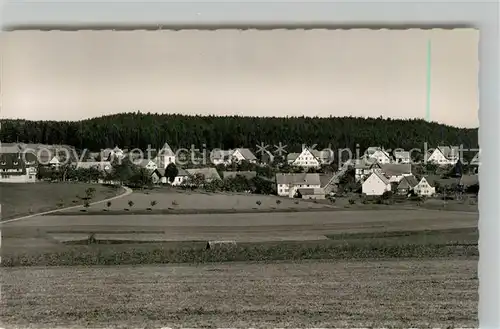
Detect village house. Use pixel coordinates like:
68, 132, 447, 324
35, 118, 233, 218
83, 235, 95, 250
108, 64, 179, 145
379, 163, 412, 183
211, 148, 257, 166
137, 159, 158, 171
230, 148, 258, 163
154, 143, 176, 169
103, 146, 126, 162
286, 147, 332, 168
152, 167, 189, 185
394, 150, 411, 164
365, 147, 392, 164
354, 158, 381, 182
413, 177, 437, 197
426, 145, 460, 166
361, 171, 391, 196
0, 152, 38, 183
396, 175, 419, 195
275, 173, 321, 198
296, 188, 326, 200
211, 150, 235, 166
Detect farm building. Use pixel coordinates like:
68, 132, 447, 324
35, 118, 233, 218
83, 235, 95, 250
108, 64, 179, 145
426, 145, 460, 166
413, 177, 437, 197
286, 146, 332, 168
152, 167, 189, 185
276, 173, 321, 198
396, 175, 419, 195
296, 188, 326, 200
362, 171, 391, 196
0, 152, 37, 183
364, 147, 392, 164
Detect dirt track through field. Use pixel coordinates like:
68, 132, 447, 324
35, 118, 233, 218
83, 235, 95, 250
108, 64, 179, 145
0, 259, 478, 328
1, 209, 478, 243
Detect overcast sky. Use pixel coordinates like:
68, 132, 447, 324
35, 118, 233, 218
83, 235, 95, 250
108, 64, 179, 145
0, 29, 479, 128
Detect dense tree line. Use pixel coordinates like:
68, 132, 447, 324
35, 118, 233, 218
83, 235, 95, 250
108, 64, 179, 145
0, 112, 478, 153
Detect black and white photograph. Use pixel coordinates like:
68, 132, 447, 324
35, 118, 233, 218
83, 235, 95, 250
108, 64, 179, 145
0, 29, 479, 328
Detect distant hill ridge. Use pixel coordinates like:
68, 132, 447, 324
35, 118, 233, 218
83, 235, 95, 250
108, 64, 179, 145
0, 113, 478, 153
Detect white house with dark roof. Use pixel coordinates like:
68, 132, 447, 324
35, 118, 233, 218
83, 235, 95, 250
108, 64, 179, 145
137, 159, 158, 171
231, 148, 257, 163
211, 148, 257, 165
426, 146, 460, 166
155, 143, 176, 169
362, 171, 391, 196
287, 147, 323, 168
365, 147, 392, 164
413, 177, 436, 197
276, 173, 322, 198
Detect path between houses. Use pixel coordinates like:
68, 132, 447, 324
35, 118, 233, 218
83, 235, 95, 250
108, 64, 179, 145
0, 186, 133, 225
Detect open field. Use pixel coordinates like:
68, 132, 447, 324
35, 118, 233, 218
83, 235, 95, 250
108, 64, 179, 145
69, 188, 335, 212
0, 183, 124, 220
53, 188, 479, 216
0, 259, 478, 328
2, 209, 481, 269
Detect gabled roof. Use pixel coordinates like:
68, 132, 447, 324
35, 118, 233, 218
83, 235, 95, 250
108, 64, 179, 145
158, 143, 175, 156
397, 175, 419, 189
233, 148, 257, 161
366, 147, 391, 158
431, 145, 461, 160
380, 163, 412, 177
365, 171, 390, 185
286, 153, 300, 162
186, 167, 221, 180
275, 173, 321, 186
422, 175, 459, 187
469, 152, 480, 165
223, 171, 257, 180
137, 159, 156, 168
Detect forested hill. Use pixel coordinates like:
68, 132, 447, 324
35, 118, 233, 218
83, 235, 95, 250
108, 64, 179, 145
0, 113, 478, 153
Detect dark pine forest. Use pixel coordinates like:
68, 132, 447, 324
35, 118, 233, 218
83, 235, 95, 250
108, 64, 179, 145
0, 112, 479, 155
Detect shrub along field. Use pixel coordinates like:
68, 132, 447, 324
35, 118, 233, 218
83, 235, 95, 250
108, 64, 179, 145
1, 228, 478, 267
57, 188, 335, 215
0, 183, 124, 220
